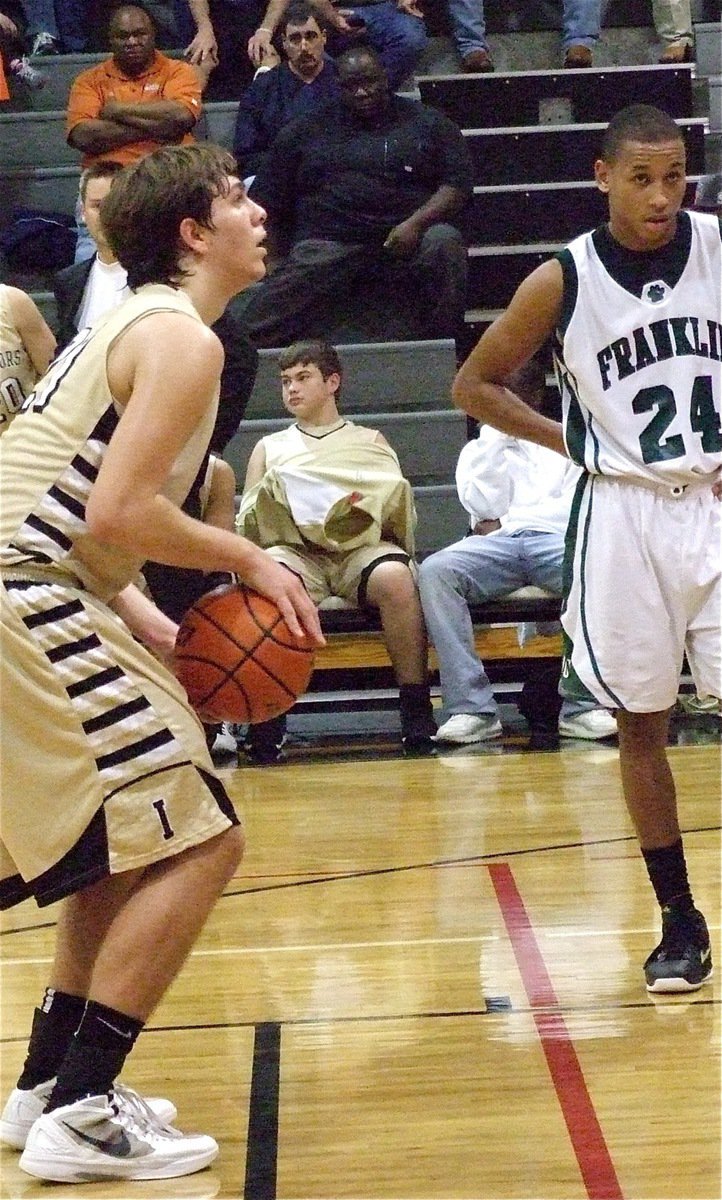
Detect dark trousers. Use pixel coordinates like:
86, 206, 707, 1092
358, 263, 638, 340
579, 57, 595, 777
241, 225, 468, 348
174, 0, 262, 99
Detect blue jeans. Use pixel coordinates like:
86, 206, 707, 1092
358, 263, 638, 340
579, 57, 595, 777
418, 529, 593, 720
331, 2, 427, 89
446, 0, 600, 58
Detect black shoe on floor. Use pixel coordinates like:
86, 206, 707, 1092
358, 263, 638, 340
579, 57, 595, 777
644, 906, 713, 993
242, 714, 287, 766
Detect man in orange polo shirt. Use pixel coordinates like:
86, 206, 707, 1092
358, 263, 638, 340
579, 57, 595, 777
66, 2, 201, 167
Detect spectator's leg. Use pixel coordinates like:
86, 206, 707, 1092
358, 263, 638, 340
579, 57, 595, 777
445, 0, 490, 63
560, 0, 600, 53
652, 0, 693, 56
402, 223, 468, 343
356, 0, 427, 89
239, 239, 369, 349
418, 534, 525, 718
364, 559, 436, 749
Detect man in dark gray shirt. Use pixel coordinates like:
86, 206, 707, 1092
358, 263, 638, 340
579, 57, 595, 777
240, 45, 473, 347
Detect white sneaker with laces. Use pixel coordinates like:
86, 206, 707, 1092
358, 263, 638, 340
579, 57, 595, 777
558, 709, 618, 740
434, 713, 503, 743
19, 1090, 217, 1182
1, 1080, 177, 1150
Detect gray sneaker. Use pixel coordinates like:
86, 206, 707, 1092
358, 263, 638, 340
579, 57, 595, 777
19, 1090, 217, 1181
1, 1079, 177, 1150
434, 713, 502, 743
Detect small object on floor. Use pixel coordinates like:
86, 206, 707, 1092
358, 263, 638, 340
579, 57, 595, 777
19, 1090, 216, 1182
644, 906, 713, 993
0, 1080, 177, 1151
677, 692, 720, 716
563, 45, 592, 68
659, 40, 693, 62
434, 713, 503, 744
461, 49, 493, 72
558, 709, 617, 740
9, 56, 46, 88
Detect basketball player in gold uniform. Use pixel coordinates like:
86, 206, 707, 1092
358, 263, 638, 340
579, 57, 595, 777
0, 143, 322, 1183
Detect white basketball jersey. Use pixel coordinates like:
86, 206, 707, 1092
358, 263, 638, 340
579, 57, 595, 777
554, 211, 722, 488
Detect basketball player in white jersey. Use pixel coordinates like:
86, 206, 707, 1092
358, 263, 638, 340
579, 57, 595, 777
0, 143, 323, 1183
452, 104, 720, 995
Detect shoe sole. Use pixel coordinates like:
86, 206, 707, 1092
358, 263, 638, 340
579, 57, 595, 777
19, 1144, 218, 1182
434, 729, 502, 744
645, 965, 713, 994
558, 727, 617, 741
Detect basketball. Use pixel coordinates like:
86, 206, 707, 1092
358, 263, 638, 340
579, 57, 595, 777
175, 584, 316, 724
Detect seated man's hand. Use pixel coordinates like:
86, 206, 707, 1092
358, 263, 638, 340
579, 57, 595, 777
397, 0, 424, 17
383, 218, 423, 258
334, 10, 367, 34
248, 27, 275, 65
185, 23, 218, 66
472, 518, 502, 535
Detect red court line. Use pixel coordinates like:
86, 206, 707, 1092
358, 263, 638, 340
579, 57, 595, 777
488, 861, 624, 1200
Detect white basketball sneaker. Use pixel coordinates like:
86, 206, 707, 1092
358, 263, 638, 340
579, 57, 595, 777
19, 1090, 217, 1182
1, 1079, 176, 1150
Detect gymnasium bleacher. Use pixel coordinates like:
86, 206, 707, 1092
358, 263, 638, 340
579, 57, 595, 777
1, 0, 719, 739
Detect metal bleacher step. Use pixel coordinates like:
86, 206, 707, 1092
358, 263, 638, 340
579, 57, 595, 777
417, 62, 696, 128
462, 117, 708, 184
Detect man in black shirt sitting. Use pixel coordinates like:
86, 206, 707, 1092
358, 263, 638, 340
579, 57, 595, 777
238, 46, 473, 347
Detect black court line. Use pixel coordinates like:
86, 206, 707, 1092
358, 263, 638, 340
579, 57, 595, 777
0, 997, 717, 1046
244, 1021, 281, 1200
223, 824, 720, 900
0, 825, 718, 938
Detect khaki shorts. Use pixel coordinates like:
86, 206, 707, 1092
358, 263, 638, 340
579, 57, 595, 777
0, 575, 239, 909
561, 475, 721, 712
264, 541, 413, 607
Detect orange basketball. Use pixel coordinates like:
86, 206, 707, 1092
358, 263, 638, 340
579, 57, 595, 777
175, 584, 315, 724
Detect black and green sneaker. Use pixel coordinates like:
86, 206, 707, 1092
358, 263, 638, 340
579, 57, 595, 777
644, 906, 713, 993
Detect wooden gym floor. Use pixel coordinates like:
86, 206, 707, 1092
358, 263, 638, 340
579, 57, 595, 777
1, 709, 719, 1200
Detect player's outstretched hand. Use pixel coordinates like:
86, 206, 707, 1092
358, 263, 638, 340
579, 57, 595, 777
240, 551, 325, 647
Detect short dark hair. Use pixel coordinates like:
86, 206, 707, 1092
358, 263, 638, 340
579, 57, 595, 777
601, 104, 683, 161
106, 1, 157, 35
280, 0, 322, 34
79, 159, 125, 203
337, 44, 384, 76
278, 339, 343, 382
100, 143, 238, 289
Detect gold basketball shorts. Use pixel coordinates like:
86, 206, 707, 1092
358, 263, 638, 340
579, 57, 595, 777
0, 574, 240, 909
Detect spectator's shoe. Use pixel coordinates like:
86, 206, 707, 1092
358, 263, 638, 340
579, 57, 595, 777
434, 714, 502, 744
659, 40, 693, 62
9, 56, 47, 89
31, 31, 60, 55
644, 906, 713, 993
19, 1091, 217, 1182
677, 692, 720, 717
401, 711, 437, 757
242, 714, 286, 766
558, 710, 618, 740
461, 49, 493, 72
563, 45, 593, 68
1, 1081, 177, 1151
